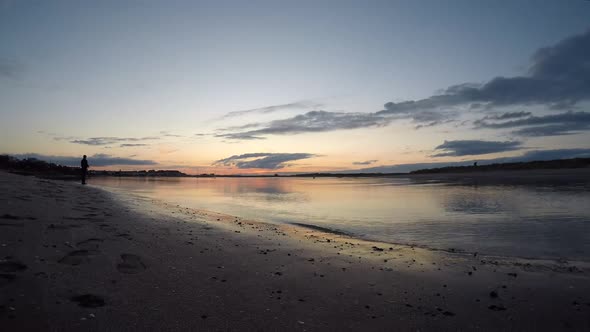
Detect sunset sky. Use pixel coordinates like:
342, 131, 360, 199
1, 1, 590, 174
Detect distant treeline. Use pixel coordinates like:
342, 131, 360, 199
0, 154, 81, 179
290, 172, 404, 177
410, 158, 590, 174
0, 155, 188, 179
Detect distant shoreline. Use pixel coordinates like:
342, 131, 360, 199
3, 154, 590, 179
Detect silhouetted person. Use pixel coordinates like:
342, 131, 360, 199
81, 155, 89, 184
473, 161, 478, 167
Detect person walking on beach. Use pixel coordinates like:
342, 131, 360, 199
81, 155, 89, 184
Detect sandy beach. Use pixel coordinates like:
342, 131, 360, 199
1, 170, 589, 331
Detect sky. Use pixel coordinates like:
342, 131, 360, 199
1, 0, 590, 174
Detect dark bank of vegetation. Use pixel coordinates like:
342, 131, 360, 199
410, 158, 590, 174
211, 173, 406, 178
0, 154, 82, 180
290, 172, 405, 177
0, 155, 188, 180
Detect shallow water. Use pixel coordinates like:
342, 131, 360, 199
92, 176, 590, 261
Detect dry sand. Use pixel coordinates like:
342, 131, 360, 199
1, 170, 589, 331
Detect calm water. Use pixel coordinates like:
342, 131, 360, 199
92, 176, 590, 261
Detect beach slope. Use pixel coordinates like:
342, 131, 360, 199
1, 171, 589, 331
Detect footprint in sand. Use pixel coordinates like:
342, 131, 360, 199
0, 221, 24, 227
1, 214, 22, 220
58, 250, 98, 266
116, 254, 147, 274
99, 224, 117, 232
0, 260, 27, 272
76, 238, 103, 250
71, 294, 106, 308
0, 273, 17, 286
47, 223, 82, 230
0, 260, 26, 287
116, 233, 133, 240
63, 217, 91, 221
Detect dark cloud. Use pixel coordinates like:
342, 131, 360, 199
217, 111, 391, 140
219, 29, 590, 140
479, 111, 532, 121
214, 29, 590, 141
353, 160, 378, 165
377, 29, 590, 115
432, 140, 523, 157
220, 101, 321, 119
414, 116, 457, 129
0, 58, 22, 79
11, 153, 157, 166
213, 153, 316, 169
217, 108, 458, 140
69, 136, 160, 146
377, 98, 460, 126
515, 148, 590, 161
512, 122, 590, 137
476, 111, 590, 136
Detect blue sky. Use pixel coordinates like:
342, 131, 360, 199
1, 1, 590, 173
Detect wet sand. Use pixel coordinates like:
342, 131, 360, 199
1, 170, 589, 331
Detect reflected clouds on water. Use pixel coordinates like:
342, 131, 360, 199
92, 176, 590, 261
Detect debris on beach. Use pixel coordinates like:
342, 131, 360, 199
71, 294, 106, 308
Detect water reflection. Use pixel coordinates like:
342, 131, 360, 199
92, 176, 590, 261
216, 178, 305, 202
442, 190, 505, 214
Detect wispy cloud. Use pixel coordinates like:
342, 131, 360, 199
159, 131, 184, 138
213, 153, 316, 169
217, 111, 392, 140
69, 136, 160, 146
475, 111, 590, 136
378, 29, 590, 115
512, 148, 590, 161
349, 148, 590, 173
48, 131, 186, 146
353, 160, 378, 165
477, 111, 532, 122
432, 140, 523, 157
220, 101, 321, 119
513, 123, 590, 137
11, 153, 158, 166
120, 143, 149, 147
